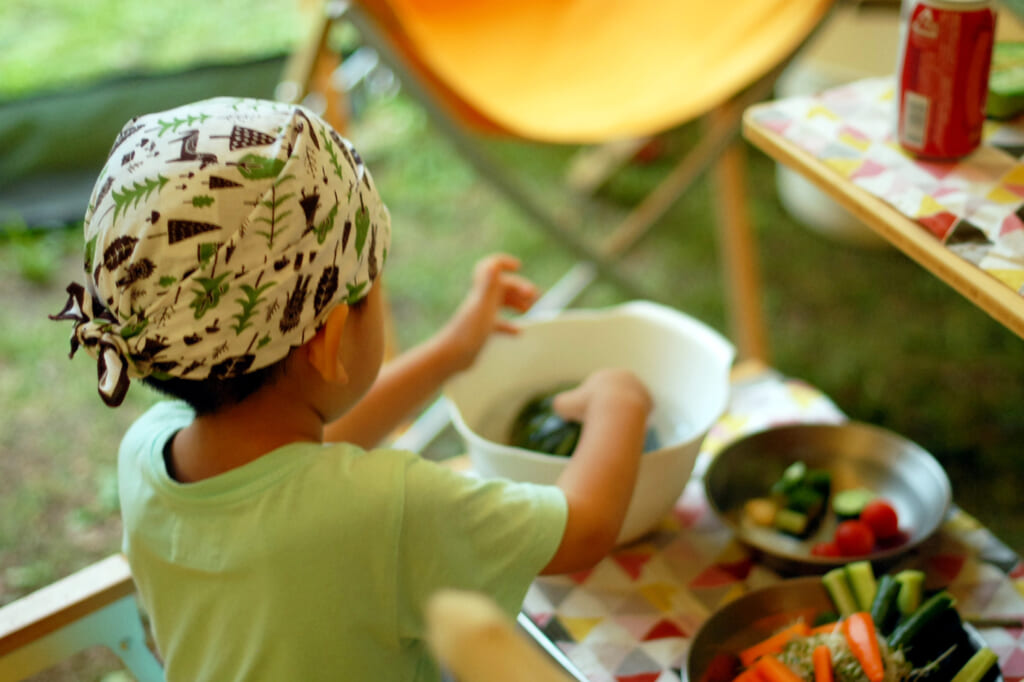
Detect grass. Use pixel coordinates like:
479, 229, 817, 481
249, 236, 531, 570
0, 0, 312, 100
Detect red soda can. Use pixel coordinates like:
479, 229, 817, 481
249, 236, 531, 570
897, 0, 995, 159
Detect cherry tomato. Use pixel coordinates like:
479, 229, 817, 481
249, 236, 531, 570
860, 499, 900, 539
811, 541, 841, 557
834, 520, 876, 556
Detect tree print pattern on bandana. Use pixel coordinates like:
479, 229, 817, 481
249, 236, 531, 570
51, 98, 391, 407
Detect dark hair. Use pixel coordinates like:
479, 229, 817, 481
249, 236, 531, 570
142, 356, 289, 416
139, 293, 370, 414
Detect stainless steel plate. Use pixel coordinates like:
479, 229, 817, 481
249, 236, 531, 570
704, 422, 952, 574
685, 577, 1000, 682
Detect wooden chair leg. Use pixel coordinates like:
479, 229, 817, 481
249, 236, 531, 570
278, 3, 404, 362
278, 2, 350, 133
710, 119, 769, 363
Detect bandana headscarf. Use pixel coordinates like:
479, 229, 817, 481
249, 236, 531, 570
51, 97, 391, 407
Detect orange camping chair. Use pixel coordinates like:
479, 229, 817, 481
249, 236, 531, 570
282, 0, 836, 361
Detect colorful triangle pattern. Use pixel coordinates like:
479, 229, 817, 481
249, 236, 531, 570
643, 619, 687, 641
748, 75, 1024, 304
518, 370, 1024, 682
615, 551, 654, 580
560, 616, 603, 642
615, 674, 660, 682
919, 211, 958, 240
691, 564, 743, 589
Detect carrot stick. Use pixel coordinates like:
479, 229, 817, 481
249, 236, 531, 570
731, 668, 762, 682
809, 621, 840, 636
754, 655, 806, 682
843, 612, 885, 682
813, 644, 833, 682
739, 621, 811, 667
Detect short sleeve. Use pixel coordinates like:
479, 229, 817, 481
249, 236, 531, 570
395, 455, 567, 638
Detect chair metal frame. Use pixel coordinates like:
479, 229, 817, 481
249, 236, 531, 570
275, 1, 840, 362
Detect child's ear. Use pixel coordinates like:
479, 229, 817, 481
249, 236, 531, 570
306, 304, 349, 383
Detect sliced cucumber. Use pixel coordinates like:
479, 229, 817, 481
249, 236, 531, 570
832, 488, 876, 520
870, 574, 902, 635
845, 560, 878, 612
823, 567, 859, 617
804, 469, 832, 496
771, 461, 808, 496
898, 601, 971, 673
785, 486, 825, 516
951, 647, 999, 682
888, 591, 956, 651
774, 508, 809, 536
894, 569, 926, 616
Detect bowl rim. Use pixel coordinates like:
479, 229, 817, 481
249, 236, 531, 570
502, 300, 735, 366
702, 421, 952, 571
447, 392, 727, 466
443, 300, 736, 463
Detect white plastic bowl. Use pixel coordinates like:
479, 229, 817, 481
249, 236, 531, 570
444, 300, 735, 544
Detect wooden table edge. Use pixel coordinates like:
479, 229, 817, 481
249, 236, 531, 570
742, 104, 1024, 340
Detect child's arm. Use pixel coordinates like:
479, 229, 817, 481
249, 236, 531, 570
540, 369, 652, 574
323, 254, 538, 448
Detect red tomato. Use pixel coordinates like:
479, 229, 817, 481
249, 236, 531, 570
860, 499, 900, 539
834, 520, 876, 556
811, 541, 841, 557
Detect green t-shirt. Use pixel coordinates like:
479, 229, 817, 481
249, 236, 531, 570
118, 401, 567, 681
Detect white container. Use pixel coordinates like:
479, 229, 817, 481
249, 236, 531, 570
444, 300, 735, 544
774, 4, 899, 249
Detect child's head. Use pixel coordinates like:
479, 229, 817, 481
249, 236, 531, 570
52, 98, 391, 411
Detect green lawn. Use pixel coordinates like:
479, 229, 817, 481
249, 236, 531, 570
0, 0, 311, 100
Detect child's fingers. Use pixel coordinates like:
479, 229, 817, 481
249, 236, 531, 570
493, 319, 521, 335
500, 273, 539, 311
474, 253, 521, 286
551, 388, 586, 421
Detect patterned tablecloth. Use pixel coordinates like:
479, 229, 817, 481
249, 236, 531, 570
521, 370, 1024, 682
749, 77, 1024, 296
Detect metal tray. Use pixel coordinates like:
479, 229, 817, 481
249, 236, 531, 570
703, 422, 952, 574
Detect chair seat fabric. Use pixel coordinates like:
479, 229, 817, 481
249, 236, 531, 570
377, 0, 833, 142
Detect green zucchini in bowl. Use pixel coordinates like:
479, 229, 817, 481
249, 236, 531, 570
508, 383, 661, 457
508, 385, 582, 457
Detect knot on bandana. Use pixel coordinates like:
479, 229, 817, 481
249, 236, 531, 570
51, 97, 391, 407
50, 283, 142, 406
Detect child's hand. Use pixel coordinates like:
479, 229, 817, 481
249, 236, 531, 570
541, 369, 652, 575
440, 254, 539, 372
551, 369, 652, 424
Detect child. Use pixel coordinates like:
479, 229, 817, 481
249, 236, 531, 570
52, 98, 651, 681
